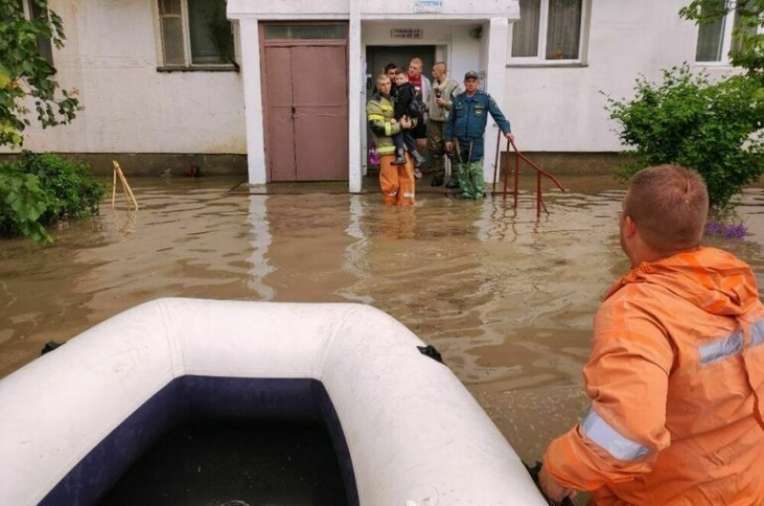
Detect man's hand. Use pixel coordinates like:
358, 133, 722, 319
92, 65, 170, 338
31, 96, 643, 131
539, 465, 576, 503
435, 97, 446, 107
445, 141, 453, 153
400, 117, 412, 129
505, 132, 515, 143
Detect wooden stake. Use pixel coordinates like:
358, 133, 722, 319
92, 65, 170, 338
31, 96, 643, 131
112, 161, 139, 210
111, 167, 117, 209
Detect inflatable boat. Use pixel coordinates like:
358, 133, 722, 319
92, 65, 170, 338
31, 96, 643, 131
0, 298, 547, 505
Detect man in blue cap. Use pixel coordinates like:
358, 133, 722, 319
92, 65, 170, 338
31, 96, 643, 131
445, 71, 513, 199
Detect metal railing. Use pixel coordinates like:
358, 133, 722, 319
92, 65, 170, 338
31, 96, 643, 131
491, 130, 566, 218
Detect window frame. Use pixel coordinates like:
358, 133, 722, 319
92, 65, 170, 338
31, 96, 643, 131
695, 5, 736, 66
154, 0, 239, 71
507, 0, 591, 66
695, 4, 763, 66
21, 0, 54, 66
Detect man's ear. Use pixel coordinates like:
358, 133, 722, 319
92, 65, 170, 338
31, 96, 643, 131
623, 215, 638, 238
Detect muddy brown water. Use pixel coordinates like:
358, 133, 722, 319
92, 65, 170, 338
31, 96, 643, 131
1, 175, 763, 466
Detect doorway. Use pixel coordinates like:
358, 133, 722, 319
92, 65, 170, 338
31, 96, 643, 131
261, 22, 349, 182
365, 45, 437, 91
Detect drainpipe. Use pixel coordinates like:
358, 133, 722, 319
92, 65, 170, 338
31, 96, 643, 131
348, 0, 362, 193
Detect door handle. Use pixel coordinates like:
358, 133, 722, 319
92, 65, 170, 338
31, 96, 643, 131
291, 106, 296, 116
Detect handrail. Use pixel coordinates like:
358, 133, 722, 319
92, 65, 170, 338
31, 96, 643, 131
491, 130, 565, 218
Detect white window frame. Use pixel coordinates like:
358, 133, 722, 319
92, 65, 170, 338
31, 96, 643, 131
154, 0, 238, 69
695, 6, 737, 65
695, 3, 763, 66
508, 0, 591, 66
21, 0, 54, 65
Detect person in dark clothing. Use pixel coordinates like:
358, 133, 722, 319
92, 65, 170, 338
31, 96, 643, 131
384, 63, 398, 94
391, 71, 426, 167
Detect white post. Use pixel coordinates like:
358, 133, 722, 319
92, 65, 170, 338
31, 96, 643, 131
483, 17, 509, 184
239, 18, 267, 185
347, 0, 362, 193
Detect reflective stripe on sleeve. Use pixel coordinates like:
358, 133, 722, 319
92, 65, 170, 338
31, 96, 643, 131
699, 330, 743, 364
368, 114, 385, 121
752, 319, 764, 347
699, 319, 764, 365
384, 122, 392, 136
581, 408, 650, 461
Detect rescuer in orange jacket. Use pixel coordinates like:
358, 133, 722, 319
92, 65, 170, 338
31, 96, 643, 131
539, 164, 764, 505
367, 74, 416, 206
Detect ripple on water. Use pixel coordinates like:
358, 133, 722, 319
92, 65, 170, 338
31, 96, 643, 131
1, 175, 762, 463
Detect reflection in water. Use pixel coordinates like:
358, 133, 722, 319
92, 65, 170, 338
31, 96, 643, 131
247, 195, 274, 300
338, 195, 373, 304
1, 176, 762, 463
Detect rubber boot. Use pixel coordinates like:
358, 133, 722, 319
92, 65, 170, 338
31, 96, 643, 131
411, 150, 426, 169
393, 148, 406, 166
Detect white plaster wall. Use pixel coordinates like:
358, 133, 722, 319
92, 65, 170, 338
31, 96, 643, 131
228, 0, 349, 18
3, 0, 246, 154
228, 0, 518, 19
504, 0, 739, 152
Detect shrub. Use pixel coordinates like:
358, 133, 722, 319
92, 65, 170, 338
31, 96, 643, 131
0, 152, 104, 242
605, 65, 764, 215
0, 0, 80, 148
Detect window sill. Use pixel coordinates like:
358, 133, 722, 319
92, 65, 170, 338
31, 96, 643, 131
157, 65, 239, 73
693, 61, 733, 68
506, 62, 588, 68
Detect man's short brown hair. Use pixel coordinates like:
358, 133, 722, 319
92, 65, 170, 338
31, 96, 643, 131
624, 164, 709, 253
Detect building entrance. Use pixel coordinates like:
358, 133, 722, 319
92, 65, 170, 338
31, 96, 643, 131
365, 45, 436, 92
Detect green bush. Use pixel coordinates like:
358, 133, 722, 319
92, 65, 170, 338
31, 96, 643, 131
0, 152, 104, 242
605, 65, 764, 214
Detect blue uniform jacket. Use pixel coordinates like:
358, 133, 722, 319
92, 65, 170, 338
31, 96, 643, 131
444, 90, 511, 162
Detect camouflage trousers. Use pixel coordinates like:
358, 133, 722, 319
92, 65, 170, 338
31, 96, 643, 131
455, 160, 485, 199
427, 119, 447, 180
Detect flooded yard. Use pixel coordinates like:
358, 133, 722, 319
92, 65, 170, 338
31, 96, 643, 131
1, 175, 763, 463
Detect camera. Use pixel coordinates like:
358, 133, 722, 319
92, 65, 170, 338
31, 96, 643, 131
435, 90, 442, 99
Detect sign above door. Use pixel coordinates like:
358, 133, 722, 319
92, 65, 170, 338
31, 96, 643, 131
414, 0, 443, 13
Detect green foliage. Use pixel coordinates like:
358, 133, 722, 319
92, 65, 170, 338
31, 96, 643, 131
605, 65, 764, 213
0, 153, 104, 243
0, 0, 80, 147
680, 0, 764, 78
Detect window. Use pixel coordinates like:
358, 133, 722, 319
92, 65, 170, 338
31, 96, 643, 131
263, 24, 348, 40
157, 0, 235, 68
695, 1, 760, 64
20, 0, 53, 65
510, 0, 587, 64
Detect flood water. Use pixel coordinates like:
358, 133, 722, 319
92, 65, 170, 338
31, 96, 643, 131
1, 175, 763, 464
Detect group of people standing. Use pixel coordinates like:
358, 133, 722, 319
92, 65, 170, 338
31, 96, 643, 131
366, 58, 514, 206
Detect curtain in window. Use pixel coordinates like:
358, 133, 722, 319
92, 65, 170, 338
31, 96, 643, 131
512, 0, 541, 57
546, 0, 582, 60
159, 0, 184, 65
188, 0, 233, 64
695, 0, 726, 61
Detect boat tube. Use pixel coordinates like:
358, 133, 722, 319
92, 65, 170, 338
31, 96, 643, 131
0, 298, 547, 505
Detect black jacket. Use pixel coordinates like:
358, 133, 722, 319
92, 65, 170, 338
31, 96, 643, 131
392, 82, 421, 120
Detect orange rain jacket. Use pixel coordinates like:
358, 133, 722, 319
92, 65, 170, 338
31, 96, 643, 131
544, 247, 764, 505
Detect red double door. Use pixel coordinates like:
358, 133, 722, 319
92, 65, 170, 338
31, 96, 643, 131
262, 29, 348, 182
